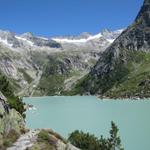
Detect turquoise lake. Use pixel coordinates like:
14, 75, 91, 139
23, 96, 150, 150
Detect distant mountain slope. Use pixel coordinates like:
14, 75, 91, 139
71, 0, 150, 98
0, 29, 122, 96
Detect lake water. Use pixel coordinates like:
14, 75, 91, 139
23, 96, 150, 150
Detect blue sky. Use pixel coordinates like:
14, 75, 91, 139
0, 0, 143, 37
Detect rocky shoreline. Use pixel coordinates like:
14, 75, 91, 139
97, 95, 150, 100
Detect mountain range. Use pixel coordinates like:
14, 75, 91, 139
0, 28, 123, 96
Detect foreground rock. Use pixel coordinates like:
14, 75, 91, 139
0, 91, 25, 150
7, 130, 39, 150
0, 91, 79, 150
7, 129, 80, 150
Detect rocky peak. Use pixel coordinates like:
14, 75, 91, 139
107, 0, 150, 53
78, 32, 91, 39
100, 29, 123, 41
0, 30, 15, 42
21, 32, 34, 39
0, 30, 21, 48
101, 29, 111, 35
135, 0, 150, 26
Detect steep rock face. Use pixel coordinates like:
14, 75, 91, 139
0, 47, 38, 93
106, 0, 150, 53
0, 91, 25, 149
73, 0, 150, 97
0, 92, 24, 134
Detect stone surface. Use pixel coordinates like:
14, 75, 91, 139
0, 92, 24, 135
7, 130, 39, 150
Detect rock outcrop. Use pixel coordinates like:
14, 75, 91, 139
0, 92, 80, 150
0, 91, 25, 149
0, 92, 24, 134
7, 129, 80, 150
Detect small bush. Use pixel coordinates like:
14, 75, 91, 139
3, 139, 12, 147
0, 73, 26, 117
2, 129, 20, 149
38, 130, 50, 142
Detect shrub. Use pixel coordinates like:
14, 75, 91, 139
2, 129, 20, 148
0, 73, 26, 117
68, 121, 124, 150
38, 130, 50, 142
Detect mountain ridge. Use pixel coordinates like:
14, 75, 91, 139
52, 29, 124, 44
0, 28, 122, 96
69, 0, 150, 98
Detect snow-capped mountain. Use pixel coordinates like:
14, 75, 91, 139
0, 28, 123, 96
0, 30, 61, 50
0, 30, 21, 48
0, 29, 123, 52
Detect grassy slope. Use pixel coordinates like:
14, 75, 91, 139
34, 69, 85, 96
106, 51, 150, 98
68, 50, 150, 98
33, 51, 96, 96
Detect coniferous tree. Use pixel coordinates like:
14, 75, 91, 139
108, 121, 124, 150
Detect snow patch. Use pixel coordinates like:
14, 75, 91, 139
52, 33, 102, 43
37, 36, 49, 40
15, 36, 34, 46
0, 37, 13, 47
115, 29, 124, 33
107, 39, 115, 43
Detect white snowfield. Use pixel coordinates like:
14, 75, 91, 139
0, 37, 13, 47
107, 39, 115, 43
52, 33, 103, 43
52, 29, 124, 44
